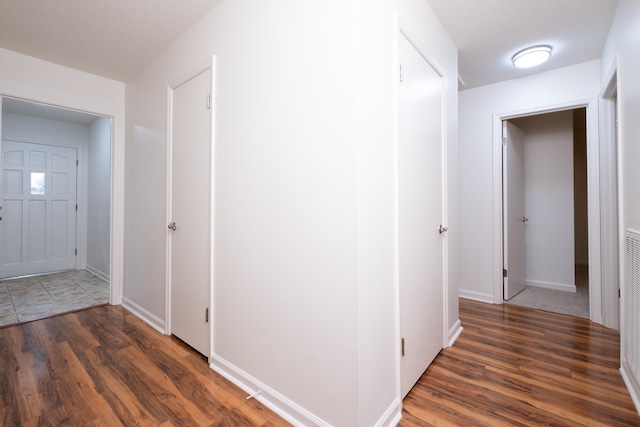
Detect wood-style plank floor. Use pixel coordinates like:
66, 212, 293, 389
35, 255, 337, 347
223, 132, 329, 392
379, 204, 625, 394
1, 300, 638, 426
400, 298, 640, 426
0, 305, 288, 426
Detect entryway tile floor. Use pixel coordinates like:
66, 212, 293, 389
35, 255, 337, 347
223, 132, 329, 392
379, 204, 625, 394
0, 270, 109, 327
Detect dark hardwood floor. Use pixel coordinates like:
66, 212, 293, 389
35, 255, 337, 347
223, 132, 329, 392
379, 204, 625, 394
401, 299, 640, 426
0, 305, 287, 426
1, 299, 638, 426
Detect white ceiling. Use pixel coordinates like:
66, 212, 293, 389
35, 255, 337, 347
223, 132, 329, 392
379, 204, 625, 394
0, 0, 222, 82
427, 0, 619, 90
0, 1, 620, 90
2, 97, 100, 125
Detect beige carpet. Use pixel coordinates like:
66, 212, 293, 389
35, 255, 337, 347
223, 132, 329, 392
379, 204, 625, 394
505, 265, 589, 319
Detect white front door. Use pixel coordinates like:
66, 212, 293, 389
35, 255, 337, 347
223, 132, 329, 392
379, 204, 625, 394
398, 32, 445, 398
168, 68, 212, 357
503, 121, 527, 300
0, 140, 77, 279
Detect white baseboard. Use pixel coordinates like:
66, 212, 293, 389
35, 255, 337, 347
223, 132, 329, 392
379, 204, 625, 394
526, 279, 576, 293
459, 289, 494, 303
448, 319, 464, 347
621, 361, 640, 416
374, 398, 402, 427
209, 354, 331, 427
122, 297, 166, 334
85, 264, 110, 282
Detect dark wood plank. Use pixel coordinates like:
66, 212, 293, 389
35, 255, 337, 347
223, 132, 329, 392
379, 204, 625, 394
2, 300, 638, 426
400, 299, 640, 426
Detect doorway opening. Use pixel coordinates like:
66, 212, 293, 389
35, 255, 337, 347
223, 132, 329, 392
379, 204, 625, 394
0, 97, 112, 326
502, 108, 590, 318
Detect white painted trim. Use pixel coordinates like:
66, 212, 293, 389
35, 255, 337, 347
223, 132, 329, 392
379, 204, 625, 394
374, 398, 402, 427
391, 11, 403, 413
621, 362, 640, 415
459, 290, 494, 304
165, 85, 173, 336
209, 354, 331, 427
122, 297, 166, 334
526, 280, 576, 293
492, 99, 602, 325
448, 319, 464, 347
85, 264, 109, 282
600, 55, 622, 331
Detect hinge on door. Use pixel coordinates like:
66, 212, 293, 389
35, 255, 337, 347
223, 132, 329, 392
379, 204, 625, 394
207, 94, 211, 109
205, 307, 209, 322
619, 289, 621, 298
401, 338, 405, 357
76, 159, 79, 166
503, 269, 507, 278
502, 137, 507, 146
75, 248, 77, 256
399, 64, 404, 82
76, 204, 78, 211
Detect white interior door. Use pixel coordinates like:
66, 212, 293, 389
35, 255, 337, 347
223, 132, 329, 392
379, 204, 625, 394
169, 68, 212, 356
0, 140, 77, 279
398, 32, 445, 398
503, 121, 527, 299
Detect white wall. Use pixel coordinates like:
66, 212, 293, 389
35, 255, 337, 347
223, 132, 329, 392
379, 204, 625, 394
0, 47, 125, 304
512, 111, 575, 291
1, 111, 90, 268
600, 0, 640, 412
458, 61, 600, 303
87, 117, 111, 279
124, 0, 458, 425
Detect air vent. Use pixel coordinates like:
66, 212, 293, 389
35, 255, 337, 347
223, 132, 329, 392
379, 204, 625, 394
625, 229, 640, 378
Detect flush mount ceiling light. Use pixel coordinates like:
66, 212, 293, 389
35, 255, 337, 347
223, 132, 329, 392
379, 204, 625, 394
512, 45, 552, 68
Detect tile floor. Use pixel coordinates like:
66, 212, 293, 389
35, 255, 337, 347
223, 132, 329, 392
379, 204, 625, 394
0, 270, 109, 327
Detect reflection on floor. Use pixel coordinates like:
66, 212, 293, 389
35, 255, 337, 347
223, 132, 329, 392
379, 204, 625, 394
0, 270, 109, 327
506, 264, 589, 319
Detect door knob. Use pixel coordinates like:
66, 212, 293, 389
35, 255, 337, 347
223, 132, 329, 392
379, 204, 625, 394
521, 217, 529, 223
168, 222, 177, 231
439, 225, 448, 234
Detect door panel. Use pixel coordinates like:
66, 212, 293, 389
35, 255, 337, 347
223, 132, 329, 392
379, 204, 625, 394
169, 69, 212, 357
398, 33, 445, 398
503, 121, 527, 299
0, 141, 77, 278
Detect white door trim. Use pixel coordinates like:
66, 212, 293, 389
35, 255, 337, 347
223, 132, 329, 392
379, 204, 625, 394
600, 55, 622, 330
492, 98, 602, 324
165, 56, 216, 359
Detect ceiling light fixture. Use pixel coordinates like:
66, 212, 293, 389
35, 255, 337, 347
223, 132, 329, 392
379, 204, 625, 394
512, 45, 552, 68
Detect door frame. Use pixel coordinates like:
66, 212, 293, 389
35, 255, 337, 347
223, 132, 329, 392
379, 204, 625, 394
492, 97, 603, 324
600, 56, 622, 330
0, 96, 120, 304
165, 56, 216, 359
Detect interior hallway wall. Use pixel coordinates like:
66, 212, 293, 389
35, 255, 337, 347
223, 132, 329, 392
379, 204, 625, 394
124, 0, 458, 425
600, 0, 640, 412
87, 117, 111, 279
573, 109, 588, 266
458, 60, 600, 304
